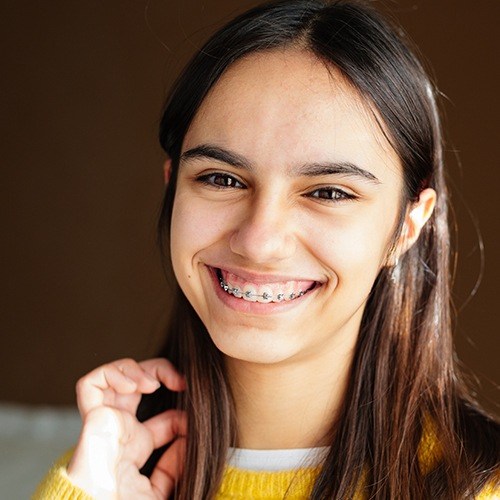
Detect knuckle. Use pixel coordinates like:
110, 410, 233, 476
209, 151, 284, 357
143, 357, 167, 366
75, 376, 88, 394
84, 406, 122, 434
113, 357, 135, 367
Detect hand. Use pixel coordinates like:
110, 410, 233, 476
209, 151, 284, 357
67, 358, 187, 499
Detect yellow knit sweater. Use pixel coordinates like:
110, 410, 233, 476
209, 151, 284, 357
33, 447, 498, 499
33, 449, 323, 499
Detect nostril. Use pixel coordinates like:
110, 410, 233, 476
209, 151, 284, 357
229, 225, 296, 263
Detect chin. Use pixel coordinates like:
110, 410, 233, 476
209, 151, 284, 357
208, 325, 302, 365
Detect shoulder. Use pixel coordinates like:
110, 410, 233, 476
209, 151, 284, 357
419, 405, 499, 497
459, 403, 500, 471
453, 403, 499, 497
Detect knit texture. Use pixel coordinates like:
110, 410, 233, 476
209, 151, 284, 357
32, 449, 93, 500
215, 466, 323, 499
33, 436, 498, 500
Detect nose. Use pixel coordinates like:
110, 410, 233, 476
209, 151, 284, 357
229, 194, 297, 264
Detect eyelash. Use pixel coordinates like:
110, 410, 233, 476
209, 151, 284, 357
195, 172, 357, 203
308, 187, 357, 202
196, 172, 246, 189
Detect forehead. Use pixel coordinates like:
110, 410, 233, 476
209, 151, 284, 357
183, 48, 402, 182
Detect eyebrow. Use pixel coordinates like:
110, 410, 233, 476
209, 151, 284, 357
180, 143, 381, 184
181, 144, 251, 170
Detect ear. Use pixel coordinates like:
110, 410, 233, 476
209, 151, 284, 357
163, 158, 172, 185
395, 187, 437, 259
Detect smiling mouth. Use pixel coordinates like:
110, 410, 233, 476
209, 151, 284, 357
215, 268, 319, 304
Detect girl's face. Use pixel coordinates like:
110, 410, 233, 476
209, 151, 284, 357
170, 49, 407, 366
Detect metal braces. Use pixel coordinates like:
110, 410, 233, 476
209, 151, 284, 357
219, 278, 304, 301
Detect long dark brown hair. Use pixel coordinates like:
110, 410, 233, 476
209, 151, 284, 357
148, 1, 500, 498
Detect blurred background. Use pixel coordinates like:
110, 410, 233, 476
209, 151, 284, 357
1, 0, 499, 497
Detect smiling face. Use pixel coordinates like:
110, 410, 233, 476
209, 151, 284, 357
170, 49, 406, 366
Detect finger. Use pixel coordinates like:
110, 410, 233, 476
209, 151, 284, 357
139, 358, 186, 392
142, 409, 187, 449
150, 437, 186, 499
77, 363, 135, 416
77, 359, 159, 416
112, 359, 162, 394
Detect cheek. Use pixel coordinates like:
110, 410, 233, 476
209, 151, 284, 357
170, 199, 197, 271
170, 193, 228, 269
304, 213, 393, 280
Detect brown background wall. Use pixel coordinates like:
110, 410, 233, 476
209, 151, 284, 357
1, 0, 499, 411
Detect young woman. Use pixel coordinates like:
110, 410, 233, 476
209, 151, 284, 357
35, 0, 499, 498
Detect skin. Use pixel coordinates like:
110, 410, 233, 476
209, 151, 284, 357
66, 48, 435, 496
170, 49, 436, 448
67, 358, 187, 499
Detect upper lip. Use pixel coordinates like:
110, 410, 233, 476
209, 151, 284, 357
208, 264, 324, 285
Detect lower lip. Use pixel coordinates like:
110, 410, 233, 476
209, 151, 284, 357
206, 266, 320, 315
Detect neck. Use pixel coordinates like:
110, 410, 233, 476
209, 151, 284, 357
225, 335, 356, 450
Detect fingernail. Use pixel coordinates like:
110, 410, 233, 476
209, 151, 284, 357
145, 373, 161, 387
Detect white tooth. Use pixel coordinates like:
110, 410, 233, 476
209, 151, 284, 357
256, 285, 273, 304
283, 282, 295, 301
220, 274, 308, 303
242, 284, 257, 302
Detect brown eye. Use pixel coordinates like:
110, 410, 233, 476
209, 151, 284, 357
197, 173, 246, 189
308, 187, 355, 201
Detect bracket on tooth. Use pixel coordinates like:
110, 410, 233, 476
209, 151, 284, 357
219, 278, 304, 301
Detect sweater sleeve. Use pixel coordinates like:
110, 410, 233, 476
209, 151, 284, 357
32, 449, 94, 500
